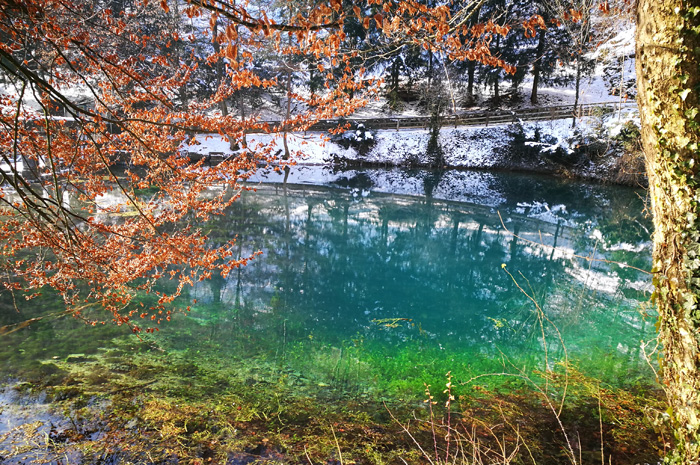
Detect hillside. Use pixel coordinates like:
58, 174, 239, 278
182, 17, 643, 186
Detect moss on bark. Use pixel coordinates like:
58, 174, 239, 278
636, 0, 700, 461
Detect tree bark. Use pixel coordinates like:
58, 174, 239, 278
390, 57, 400, 95
530, 28, 546, 105
428, 49, 434, 89
571, 6, 591, 128
493, 72, 500, 101
467, 60, 476, 102
282, 4, 294, 161
210, 19, 229, 117
571, 58, 581, 128
466, 5, 481, 104
283, 68, 291, 160
636, 1, 700, 461
493, 34, 501, 102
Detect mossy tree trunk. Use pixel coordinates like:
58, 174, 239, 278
636, 1, 700, 461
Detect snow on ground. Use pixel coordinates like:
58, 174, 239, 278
181, 125, 504, 168
181, 111, 629, 170
0, 160, 23, 174
604, 107, 640, 137
186, 122, 513, 166
592, 26, 636, 61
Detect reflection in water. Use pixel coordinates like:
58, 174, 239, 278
0, 170, 655, 405
177, 180, 653, 392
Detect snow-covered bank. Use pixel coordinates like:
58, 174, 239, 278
182, 110, 645, 186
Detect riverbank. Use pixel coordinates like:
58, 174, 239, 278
183, 110, 646, 188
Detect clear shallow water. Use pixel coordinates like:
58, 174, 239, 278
0, 168, 655, 407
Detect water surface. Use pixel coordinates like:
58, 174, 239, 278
1, 168, 655, 409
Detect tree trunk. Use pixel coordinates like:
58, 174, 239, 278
210, 19, 229, 117
428, 49, 433, 89
283, 5, 293, 160
493, 34, 501, 102
493, 72, 500, 101
530, 28, 546, 105
467, 60, 476, 102
168, 1, 187, 110
465, 5, 481, 104
571, 10, 592, 128
571, 59, 581, 128
283, 68, 291, 160
636, 1, 700, 462
390, 57, 400, 94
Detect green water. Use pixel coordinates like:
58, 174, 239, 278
0, 170, 655, 414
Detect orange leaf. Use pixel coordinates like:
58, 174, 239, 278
353, 5, 361, 20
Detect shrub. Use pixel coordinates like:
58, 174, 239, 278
331, 122, 377, 156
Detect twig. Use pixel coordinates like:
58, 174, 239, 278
384, 403, 436, 465
304, 445, 314, 465
598, 386, 604, 465
330, 423, 344, 465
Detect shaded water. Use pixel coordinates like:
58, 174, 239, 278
0, 168, 656, 462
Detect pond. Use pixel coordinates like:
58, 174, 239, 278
0, 167, 658, 463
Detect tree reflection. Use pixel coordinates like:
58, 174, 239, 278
181, 184, 652, 375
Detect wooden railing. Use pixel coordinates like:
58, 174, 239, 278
295, 101, 637, 132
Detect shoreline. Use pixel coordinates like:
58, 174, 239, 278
184, 117, 647, 189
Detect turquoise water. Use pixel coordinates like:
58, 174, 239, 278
185, 176, 653, 389
0, 169, 655, 407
